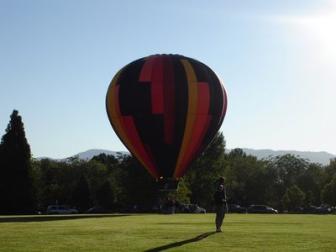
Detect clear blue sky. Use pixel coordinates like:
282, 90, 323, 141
1, 0, 335, 158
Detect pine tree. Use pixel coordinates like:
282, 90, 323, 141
0, 110, 35, 213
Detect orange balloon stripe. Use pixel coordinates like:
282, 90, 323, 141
106, 72, 125, 139
173, 60, 198, 178
174, 83, 211, 178
107, 80, 159, 178
107, 84, 144, 165
108, 85, 135, 151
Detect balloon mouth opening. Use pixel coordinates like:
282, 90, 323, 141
157, 177, 179, 191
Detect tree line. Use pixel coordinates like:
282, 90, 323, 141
0, 110, 335, 214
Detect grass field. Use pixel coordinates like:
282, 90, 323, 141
0, 213, 336, 251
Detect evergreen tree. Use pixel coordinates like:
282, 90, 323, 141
0, 110, 35, 213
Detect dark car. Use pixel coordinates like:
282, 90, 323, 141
46, 205, 78, 214
189, 204, 206, 214
303, 205, 332, 214
302, 205, 318, 214
86, 206, 108, 214
176, 204, 206, 214
175, 203, 189, 213
228, 204, 247, 213
247, 205, 278, 214
315, 206, 332, 214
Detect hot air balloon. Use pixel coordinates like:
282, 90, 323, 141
106, 54, 227, 190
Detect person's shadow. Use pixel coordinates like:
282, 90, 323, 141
144, 231, 217, 252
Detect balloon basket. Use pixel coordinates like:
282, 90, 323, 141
157, 178, 179, 192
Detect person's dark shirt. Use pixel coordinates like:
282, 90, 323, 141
214, 188, 226, 205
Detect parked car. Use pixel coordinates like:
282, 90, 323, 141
176, 204, 206, 214
228, 204, 247, 213
292, 207, 304, 213
189, 204, 206, 214
86, 206, 108, 214
315, 205, 332, 214
46, 205, 78, 214
247, 205, 278, 214
302, 205, 332, 214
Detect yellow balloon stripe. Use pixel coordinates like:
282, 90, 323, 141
106, 72, 133, 151
173, 59, 198, 178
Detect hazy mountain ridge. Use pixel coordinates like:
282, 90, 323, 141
36, 149, 129, 161
49, 148, 336, 166
241, 148, 335, 165
70, 149, 129, 160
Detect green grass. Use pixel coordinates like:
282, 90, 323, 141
0, 213, 336, 251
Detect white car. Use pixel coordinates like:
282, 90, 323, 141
46, 205, 78, 214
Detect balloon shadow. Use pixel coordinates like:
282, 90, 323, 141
0, 214, 131, 223
144, 231, 216, 252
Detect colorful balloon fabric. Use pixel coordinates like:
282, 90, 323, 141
106, 54, 227, 180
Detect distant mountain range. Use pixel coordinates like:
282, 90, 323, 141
69, 149, 128, 160
241, 148, 335, 165
54, 148, 335, 166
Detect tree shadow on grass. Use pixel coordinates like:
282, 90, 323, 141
0, 214, 131, 223
144, 231, 217, 252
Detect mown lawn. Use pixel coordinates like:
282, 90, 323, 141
0, 213, 335, 251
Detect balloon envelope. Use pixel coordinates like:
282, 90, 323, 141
106, 54, 227, 180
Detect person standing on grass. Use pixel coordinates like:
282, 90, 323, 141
214, 178, 227, 232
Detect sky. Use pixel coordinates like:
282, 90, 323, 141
1, 0, 335, 158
